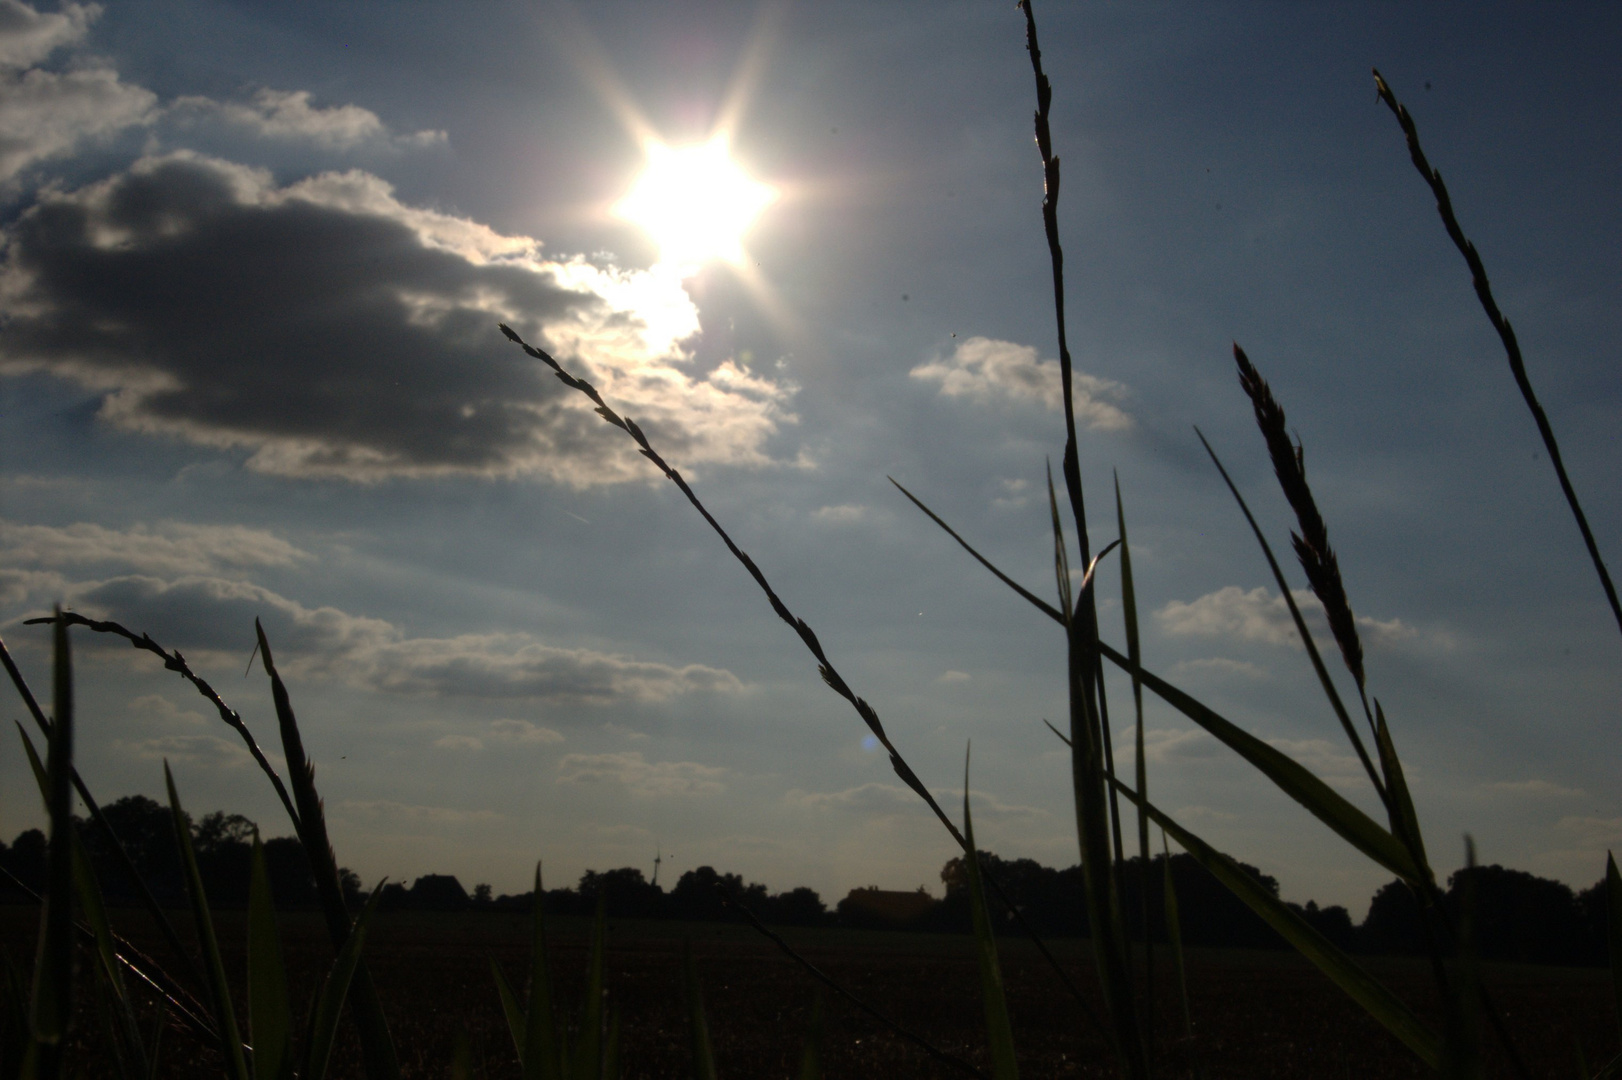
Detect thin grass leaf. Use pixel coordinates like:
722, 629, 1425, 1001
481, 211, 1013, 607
889, 478, 1062, 622
1374, 702, 1430, 875
1608, 853, 1622, 1046
27, 612, 76, 1080
165, 763, 251, 1080
522, 864, 561, 1080
248, 836, 293, 1080
795, 991, 825, 1080
1193, 430, 1387, 800
714, 889, 990, 1079
302, 880, 385, 1080
451, 1032, 474, 1080
1113, 777, 1442, 1071
1372, 69, 1622, 642
1046, 464, 1073, 623
1097, 640, 1423, 884
1116, 474, 1154, 1047
1442, 839, 1483, 1080
491, 959, 524, 1067
964, 748, 1019, 1080
254, 620, 400, 1080
603, 1008, 621, 1080
1161, 831, 1194, 1042
71, 823, 146, 1077
2, 635, 212, 1006
682, 940, 718, 1080
571, 895, 607, 1080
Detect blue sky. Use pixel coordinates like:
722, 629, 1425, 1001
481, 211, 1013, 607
2, 0, 1619, 915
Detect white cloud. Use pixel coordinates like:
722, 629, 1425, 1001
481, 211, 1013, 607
1171, 656, 1267, 680
938, 670, 971, 683
0, 0, 96, 70
812, 504, 865, 523
784, 781, 1045, 820
433, 734, 484, 751
910, 336, 1130, 430
0, 518, 308, 576
1488, 779, 1586, 799
490, 718, 565, 745
557, 751, 726, 797
1156, 585, 1420, 652
113, 733, 249, 769
336, 800, 503, 826
1265, 737, 1369, 790
0, 64, 156, 182
167, 88, 445, 150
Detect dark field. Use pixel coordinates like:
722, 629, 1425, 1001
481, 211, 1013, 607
2, 907, 1610, 1078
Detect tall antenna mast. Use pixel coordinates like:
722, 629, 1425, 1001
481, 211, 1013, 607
652, 844, 662, 888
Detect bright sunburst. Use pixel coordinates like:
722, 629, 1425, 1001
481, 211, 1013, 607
614, 134, 777, 268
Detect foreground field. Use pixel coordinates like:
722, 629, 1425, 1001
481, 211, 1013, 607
1, 908, 1608, 1078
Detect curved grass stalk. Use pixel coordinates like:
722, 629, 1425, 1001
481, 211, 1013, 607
1373, 70, 1622, 642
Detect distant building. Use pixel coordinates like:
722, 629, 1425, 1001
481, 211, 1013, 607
837, 886, 936, 927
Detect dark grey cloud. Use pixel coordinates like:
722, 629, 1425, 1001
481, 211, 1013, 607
0, 153, 795, 483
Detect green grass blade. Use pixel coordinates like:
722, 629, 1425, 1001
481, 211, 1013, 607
302, 879, 385, 1080
1116, 475, 1155, 1047
1608, 853, 1622, 1046
450, 1032, 474, 1080
71, 830, 147, 1077
254, 620, 400, 1080
26, 613, 76, 1077
682, 940, 718, 1080
165, 763, 250, 1080
491, 959, 524, 1066
795, 991, 825, 1080
964, 748, 1020, 1080
1161, 832, 1194, 1041
603, 1008, 621, 1080
889, 477, 1064, 624
1097, 641, 1423, 884
522, 864, 560, 1080
571, 894, 607, 1080
1194, 431, 1388, 799
1115, 778, 1441, 1071
1046, 464, 1073, 623
249, 835, 293, 1080
1374, 701, 1430, 876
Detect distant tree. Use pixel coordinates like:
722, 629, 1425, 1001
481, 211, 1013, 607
473, 882, 493, 906
0, 829, 47, 896
1358, 880, 1425, 956
670, 865, 766, 921
578, 867, 665, 918
760, 886, 828, 926
1447, 864, 1587, 966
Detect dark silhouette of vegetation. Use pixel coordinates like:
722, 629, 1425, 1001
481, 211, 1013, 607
5, 796, 1593, 971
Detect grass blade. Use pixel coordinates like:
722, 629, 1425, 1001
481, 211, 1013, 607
165, 763, 250, 1080
1374, 701, 1429, 874
450, 1032, 474, 1080
964, 747, 1020, 1080
1161, 832, 1194, 1042
1097, 640, 1423, 884
255, 620, 400, 1080
1116, 474, 1155, 1046
603, 1008, 621, 1080
570, 894, 607, 1080
1608, 853, 1622, 1046
522, 864, 560, 1080
71, 824, 147, 1077
1372, 70, 1622, 643
27, 611, 77, 1078
302, 880, 385, 1080
795, 991, 825, 1080
683, 939, 718, 1080
1113, 776, 1442, 1071
249, 835, 294, 1080
491, 959, 524, 1066
1193, 430, 1387, 801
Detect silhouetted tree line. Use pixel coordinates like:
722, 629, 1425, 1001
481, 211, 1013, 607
0, 795, 362, 911
0, 799, 1607, 968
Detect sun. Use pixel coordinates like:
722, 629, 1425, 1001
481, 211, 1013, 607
614, 134, 777, 268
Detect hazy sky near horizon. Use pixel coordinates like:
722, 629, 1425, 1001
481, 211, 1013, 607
2, 0, 1619, 917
